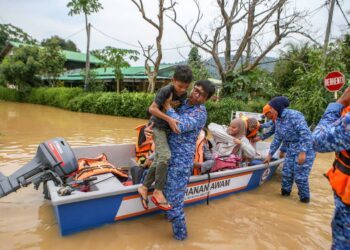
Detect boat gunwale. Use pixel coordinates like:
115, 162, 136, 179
48, 157, 283, 206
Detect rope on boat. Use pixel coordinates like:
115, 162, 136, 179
206, 172, 211, 205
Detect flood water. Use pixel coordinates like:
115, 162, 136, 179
0, 101, 334, 250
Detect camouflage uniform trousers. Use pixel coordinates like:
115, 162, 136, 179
281, 149, 315, 199
331, 194, 350, 250
164, 156, 192, 240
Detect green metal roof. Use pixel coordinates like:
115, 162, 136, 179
57, 65, 175, 81
8, 41, 101, 64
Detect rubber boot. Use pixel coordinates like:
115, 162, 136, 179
300, 197, 310, 203
281, 189, 291, 196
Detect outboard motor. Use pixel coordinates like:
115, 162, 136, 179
0, 138, 77, 198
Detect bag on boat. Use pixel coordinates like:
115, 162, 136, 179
210, 154, 241, 172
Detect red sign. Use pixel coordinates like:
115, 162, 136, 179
324, 71, 345, 92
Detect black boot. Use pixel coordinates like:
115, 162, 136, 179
281, 189, 290, 196
300, 197, 310, 203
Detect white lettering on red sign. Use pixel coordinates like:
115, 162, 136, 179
324, 77, 345, 86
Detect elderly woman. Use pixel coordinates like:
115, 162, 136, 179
263, 96, 315, 203
208, 118, 256, 161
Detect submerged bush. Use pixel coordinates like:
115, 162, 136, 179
0, 86, 20, 101
1, 86, 267, 123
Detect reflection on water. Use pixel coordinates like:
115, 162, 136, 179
0, 101, 333, 250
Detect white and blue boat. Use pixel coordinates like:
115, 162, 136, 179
45, 141, 283, 236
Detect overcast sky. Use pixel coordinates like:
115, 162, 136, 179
0, 0, 349, 65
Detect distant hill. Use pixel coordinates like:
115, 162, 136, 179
172, 55, 277, 79
204, 56, 276, 79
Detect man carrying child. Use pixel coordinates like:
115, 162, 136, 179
138, 65, 193, 210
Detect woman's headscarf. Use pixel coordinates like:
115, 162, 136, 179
229, 118, 246, 139
228, 118, 246, 155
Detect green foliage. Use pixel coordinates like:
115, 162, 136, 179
273, 40, 349, 127
39, 41, 66, 87
188, 46, 210, 81
0, 73, 5, 86
67, 0, 103, 16
67, 91, 154, 118
20, 87, 154, 119
67, 92, 103, 113
80, 69, 107, 92
273, 43, 312, 92
27, 87, 84, 109
222, 68, 276, 101
0, 23, 36, 53
340, 34, 350, 73
0, 86, 20, 101
92, 46, 139, 92
0, 45, 42, 91
41, 35, 80, 52
1, 86, 270, 124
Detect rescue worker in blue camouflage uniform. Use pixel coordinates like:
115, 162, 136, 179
312, 86, 350, 250
263, 96, 315, 203
146, 80, 216, 240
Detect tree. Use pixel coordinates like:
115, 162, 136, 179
340, 34, 350, 73
273, 43, 312, 92
188, 46, 210, 81
0, 45, 42, 91
67, 0, 103, 91
0, 23, 36, 53
80, 68, 106, 92
41, 35, 80, 52
39, 40, 66, 87
92, 46, 139, 93
272, 39, 348, 127
130, 0, 175, 93
168, 0, 311, 83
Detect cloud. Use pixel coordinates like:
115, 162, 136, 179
1, 0, 349, 65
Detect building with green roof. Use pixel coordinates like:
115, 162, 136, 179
0, 41, 176, 92
60, 65, 175, 92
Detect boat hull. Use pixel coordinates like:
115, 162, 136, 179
48, 143, 283, 236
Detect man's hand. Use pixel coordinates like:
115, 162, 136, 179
338, 86, 350, 106
168, 118, 181, 134
264, 154, 272, 164
144, 122, 154, 137
297, 151, 306, 165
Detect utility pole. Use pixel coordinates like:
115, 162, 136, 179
84, 22, 91, 91
323, 0, 337, 99
323, 0, 336, 57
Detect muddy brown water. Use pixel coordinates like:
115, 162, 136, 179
0, 101, 334, 250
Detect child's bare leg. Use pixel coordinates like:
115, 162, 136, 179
138, 185, 149, 208
138, 185, 148, 197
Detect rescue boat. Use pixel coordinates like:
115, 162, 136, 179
46, 141, 283, 236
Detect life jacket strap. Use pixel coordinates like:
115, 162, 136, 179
333, 157, 350, 175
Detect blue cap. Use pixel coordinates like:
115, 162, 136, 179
269, 96, 290, 117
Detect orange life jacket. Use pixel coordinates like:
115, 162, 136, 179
135, 124, 155, 161
75, 153, 128, 180
325, 106, 350, 205
193, 130, 206, 176
241, 116, 261, 139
